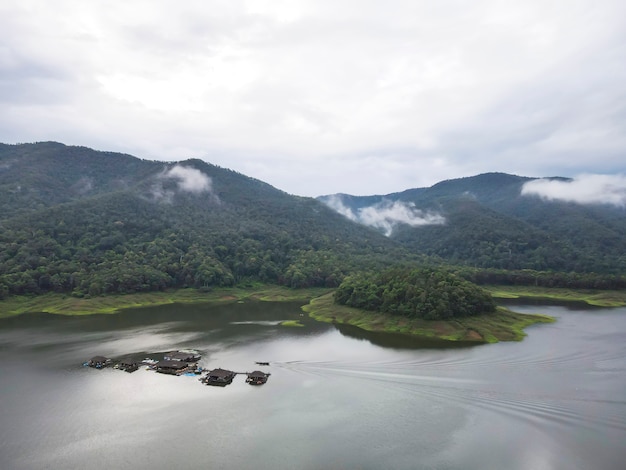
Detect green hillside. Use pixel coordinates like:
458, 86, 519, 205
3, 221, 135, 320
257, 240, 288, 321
320, 172, 626, 275
0, 142, 416, 298
3, 143, 624, 301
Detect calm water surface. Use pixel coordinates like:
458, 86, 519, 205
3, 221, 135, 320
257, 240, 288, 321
1, 300, 625, 470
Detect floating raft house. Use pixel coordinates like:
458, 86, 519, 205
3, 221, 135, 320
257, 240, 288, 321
156, 360, 190, 375
202, 368, 236, 386
82, 349, 273, 387
118, 357, 139, 373
86, 356, 112, 369
164, 351, 201, 362
246, 371, 270, 385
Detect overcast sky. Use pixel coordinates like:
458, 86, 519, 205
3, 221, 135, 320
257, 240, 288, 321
1, 0, 625, 197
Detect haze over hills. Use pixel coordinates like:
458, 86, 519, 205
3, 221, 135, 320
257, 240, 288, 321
1, 142, 625, 300
319, 172, 626, 274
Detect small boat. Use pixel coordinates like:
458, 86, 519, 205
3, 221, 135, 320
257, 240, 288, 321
255, 361, 270, 366
202, 368, 236, 386
246, 370, 270, 385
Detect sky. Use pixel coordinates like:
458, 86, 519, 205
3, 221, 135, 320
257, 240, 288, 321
1, 0, 625, 197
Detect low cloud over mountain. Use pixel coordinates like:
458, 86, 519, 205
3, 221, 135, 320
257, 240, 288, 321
521, 174, 626, 207
322, 196, 445, 236
163, 165, 213, 193
151, 165, 216, 203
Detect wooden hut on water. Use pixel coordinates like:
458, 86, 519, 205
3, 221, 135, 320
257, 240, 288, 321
202, 368, 236, 386
118, 357, 139, 373
155, 360, 189, 375
164, 351, 201, 362
246, 371, 270, 385
87, 356, 112, 369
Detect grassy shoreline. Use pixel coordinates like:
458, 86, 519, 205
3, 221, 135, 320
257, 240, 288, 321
303, 293, 555, 343
305, 285, 626, 343
2, 284, 621, 343
0, 286, 332, 318
484, 285, 626, 307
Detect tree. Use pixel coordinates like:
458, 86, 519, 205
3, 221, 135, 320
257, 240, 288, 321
335, 267, 496, 320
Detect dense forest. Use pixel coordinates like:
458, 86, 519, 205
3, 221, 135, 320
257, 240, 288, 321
334, 268, 497, 320
1, 142, 625, 302
320, 173, 626, 274
0, 142, 418, 299
453, 267, 626, 291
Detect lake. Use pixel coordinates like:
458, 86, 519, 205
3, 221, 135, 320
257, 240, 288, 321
1, 300, 625, 470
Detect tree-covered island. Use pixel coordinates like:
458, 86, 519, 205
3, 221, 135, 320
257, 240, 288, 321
334, 267, 496, 320
303, 267, 554, 343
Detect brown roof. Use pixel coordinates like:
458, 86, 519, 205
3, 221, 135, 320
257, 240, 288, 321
209, 368, 234, 377
90, 356, 109, 363
247, 371, 268, 378
165, 352, 199, 362
156, 360, 188, 369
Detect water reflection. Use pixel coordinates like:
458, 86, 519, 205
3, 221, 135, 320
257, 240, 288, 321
0, 300, 625, 470
334, 322, 479, 350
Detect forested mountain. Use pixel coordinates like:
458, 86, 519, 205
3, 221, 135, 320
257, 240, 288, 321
2, 142, 624, 301
0, 142, 417, 298
319, 173, 626, 274
0, 142, 163, 219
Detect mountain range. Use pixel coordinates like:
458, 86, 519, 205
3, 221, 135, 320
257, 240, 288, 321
1, 142, 624, 299
319, 172, 626, 274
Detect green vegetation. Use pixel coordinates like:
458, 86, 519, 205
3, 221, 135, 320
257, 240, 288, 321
0, 143, 418, 299
334, 267, 496, 320
2, 142, 624, 334
325, 173, 626, 275
304, 293, 555, 343
484, 285, 626, 307
0, 286, 331, 318
321, 267, 559, 342
454, 267, 626, 291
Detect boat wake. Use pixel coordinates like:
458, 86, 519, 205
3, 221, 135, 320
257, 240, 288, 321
274, 358, 626, 434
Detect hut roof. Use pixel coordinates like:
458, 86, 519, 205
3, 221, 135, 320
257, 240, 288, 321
248, 370, 268, 378
156, 360, 188, 369
165, 351, 199, 362
90, 356, 109, 362
209, 368, 234, 377
119, 357, 136, 365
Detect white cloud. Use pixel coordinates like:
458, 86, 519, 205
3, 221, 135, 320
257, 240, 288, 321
321, 195, 359, 222
359, 200, 446, 236
521, 174, 626, 207
321, 196, 445, 236
149, 165, 214, 202
1, 1, 625, 196
162, 165, 212, 194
